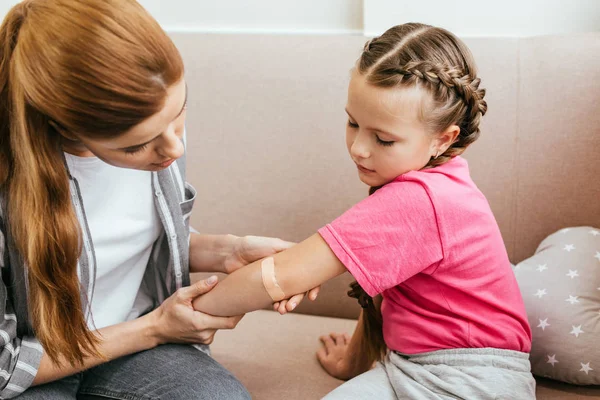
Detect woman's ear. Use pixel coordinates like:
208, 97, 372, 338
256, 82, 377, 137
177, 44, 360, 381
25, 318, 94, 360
49, 120, 79, 142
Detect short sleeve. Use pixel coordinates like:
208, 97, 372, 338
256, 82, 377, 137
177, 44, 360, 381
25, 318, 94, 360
318, 180, 443, 297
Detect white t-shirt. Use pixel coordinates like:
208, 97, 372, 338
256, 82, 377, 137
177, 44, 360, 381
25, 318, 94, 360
65, 153, 161, 329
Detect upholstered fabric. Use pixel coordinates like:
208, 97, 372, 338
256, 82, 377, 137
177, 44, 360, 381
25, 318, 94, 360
179, 32, 600, 398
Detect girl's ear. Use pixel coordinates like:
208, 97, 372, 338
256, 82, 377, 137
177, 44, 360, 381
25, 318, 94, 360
432, 124, 460, 156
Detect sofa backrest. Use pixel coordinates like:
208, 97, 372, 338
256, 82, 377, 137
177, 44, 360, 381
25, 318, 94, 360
176, 33, 600, 319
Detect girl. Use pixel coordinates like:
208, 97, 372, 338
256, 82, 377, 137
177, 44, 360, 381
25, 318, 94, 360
0, 0, 306, 398
192, 23, 536, 399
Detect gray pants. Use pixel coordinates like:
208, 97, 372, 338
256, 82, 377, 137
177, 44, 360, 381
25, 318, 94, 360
324, 348, 536, 400
16, 344, 250, 400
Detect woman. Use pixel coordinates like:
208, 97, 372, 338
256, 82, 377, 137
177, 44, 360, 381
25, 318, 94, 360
0, 0, 312, 398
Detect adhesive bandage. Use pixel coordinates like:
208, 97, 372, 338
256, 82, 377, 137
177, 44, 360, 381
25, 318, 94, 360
261, 257, 286, 302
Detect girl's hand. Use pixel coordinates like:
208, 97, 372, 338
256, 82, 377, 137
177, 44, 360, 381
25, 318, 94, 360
317, 332, 353, 380
272, 286, 321, 315
223, 235, 295, 274
149, 276, 244, 345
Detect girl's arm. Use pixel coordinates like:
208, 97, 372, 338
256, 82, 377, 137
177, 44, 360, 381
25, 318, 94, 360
192, 233, 346, 316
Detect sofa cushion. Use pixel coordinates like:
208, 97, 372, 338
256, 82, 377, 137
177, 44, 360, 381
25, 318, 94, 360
211, 310, 356, 399
210, 310, 600, 399
514, 226, 600, 385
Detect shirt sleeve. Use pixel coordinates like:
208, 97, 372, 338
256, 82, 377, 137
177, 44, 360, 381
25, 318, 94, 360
318, 180, 443, 297
0, 216, 44, 398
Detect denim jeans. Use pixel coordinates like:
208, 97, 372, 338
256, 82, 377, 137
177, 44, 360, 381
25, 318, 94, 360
16, 344, 251, 400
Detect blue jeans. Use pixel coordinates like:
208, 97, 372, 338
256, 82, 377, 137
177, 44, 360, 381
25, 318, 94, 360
17, 344, 251, 400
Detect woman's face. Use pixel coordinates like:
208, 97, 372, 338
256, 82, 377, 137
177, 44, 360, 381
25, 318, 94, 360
63, 78, 187, 171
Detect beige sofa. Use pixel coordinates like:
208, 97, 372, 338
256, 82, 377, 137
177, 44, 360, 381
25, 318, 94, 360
174, 32, 600, 399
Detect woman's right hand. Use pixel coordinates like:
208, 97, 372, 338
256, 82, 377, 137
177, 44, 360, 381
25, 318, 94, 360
148, 276, 244, 345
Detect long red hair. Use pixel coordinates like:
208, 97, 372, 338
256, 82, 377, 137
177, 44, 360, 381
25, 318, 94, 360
0, 0, 184, 366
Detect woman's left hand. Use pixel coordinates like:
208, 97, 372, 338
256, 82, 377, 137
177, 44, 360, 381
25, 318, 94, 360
223, 235, 295, 274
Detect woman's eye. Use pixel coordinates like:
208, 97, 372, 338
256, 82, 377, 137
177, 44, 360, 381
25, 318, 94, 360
124, 144, 148, 155
347, 120, 358, 128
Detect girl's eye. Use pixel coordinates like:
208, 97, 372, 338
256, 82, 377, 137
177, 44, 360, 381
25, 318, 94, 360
347, 120, 358, 128
124, 143, 148, 155
376, 135, 395, 147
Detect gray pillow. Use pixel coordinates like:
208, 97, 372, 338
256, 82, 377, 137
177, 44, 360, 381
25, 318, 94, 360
514, 226, 600, 385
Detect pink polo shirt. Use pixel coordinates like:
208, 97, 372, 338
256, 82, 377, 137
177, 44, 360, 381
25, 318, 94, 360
318, 157, 531, 354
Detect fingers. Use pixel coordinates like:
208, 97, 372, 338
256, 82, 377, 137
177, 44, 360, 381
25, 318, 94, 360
199, 313, 244, 330
331, 333, 344, 346
286, 293, 304, 312
272, 238, 296, 252
308, 286, 321, 301
277, 300, 289, 315
273, 302, 280, 311
316, 347, 327, 364
179, 276, 218, 300
319, 335, 335, 353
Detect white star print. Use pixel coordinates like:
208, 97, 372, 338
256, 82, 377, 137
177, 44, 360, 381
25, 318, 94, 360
566, 269, 579, 279
570, 325, 584, 337
537, 318, 550, 330
547, 354, 559, 366
563, 244, 575, 252
534, 289, 548, 298
590, 230, 600, 236
565, 295, 580, 305
594, 252, 600, 262
536, 264, 548, 272
580, 362, 593, 374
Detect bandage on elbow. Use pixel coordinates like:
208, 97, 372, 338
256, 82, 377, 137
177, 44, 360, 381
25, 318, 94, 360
261, 257, 286, 302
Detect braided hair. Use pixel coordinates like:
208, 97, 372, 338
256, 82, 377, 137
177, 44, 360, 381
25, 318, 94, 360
349, 23, 488, 361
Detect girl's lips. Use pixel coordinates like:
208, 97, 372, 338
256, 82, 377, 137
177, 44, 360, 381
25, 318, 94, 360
356, 164, 375, 173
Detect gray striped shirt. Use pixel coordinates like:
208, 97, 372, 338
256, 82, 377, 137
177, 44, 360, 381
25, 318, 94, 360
0, 150, 195, 398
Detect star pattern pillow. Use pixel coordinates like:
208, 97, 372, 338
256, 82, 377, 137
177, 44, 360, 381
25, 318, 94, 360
514, 226, 600, 385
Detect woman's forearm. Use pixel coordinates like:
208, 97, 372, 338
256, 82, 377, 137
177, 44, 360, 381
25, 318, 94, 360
189, 233, 238, 273
192, 233, 346, 316
33, 312, 160, 385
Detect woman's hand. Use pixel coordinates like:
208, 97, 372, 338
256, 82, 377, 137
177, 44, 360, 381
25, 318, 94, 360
317, 332, 354, 380
223, 235, 295, 274
149, 276, 243, 345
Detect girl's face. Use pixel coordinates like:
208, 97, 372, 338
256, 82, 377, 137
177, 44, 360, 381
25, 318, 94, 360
345, 70, 441, 188
62, 78, 187, 171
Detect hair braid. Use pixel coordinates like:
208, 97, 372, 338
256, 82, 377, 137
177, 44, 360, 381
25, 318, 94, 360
390, 60, 487, 166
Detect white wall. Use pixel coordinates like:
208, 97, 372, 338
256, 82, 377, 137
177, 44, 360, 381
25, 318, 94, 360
1, 0, 599, 37
364, 0, 600, 37
0, 0, 364, 34
139, 0, 363, 34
